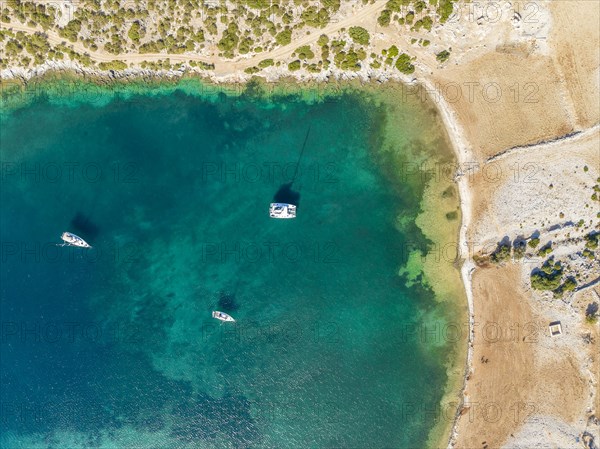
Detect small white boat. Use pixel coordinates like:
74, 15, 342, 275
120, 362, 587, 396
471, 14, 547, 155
269, 203, 296, 219
212, 311, 235, 322
58, 232, 92, 248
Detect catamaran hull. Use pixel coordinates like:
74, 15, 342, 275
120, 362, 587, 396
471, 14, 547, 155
269, 202, 297, 219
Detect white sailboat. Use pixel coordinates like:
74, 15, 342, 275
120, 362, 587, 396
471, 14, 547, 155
212, 311, 235, 323
58, 232, 92, 248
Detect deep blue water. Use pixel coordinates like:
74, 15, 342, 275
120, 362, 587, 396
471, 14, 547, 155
1, 84, 456, 448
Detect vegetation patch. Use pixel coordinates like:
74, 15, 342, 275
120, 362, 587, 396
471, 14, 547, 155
348, 26, 370, 45
395, 53, 415, 74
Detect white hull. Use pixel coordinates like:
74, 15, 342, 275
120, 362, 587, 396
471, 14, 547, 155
60, 232, 92, 248
212, 311, 235, 322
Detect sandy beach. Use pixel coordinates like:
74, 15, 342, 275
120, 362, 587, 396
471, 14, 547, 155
1, 0, 599, 448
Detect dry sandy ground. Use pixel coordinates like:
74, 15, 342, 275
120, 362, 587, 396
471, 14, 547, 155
428, 0, 600, 161
453, 265, 598, 449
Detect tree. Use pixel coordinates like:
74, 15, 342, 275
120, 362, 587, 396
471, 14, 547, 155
275, 29, 292, 46
378, 9, 391, 26
128, 22, 143, 43
348, 26, 369, 45
436, 49, 450, 63
288, 59, 301, 71
395, 53, 415, 74
58, 19, 82, 43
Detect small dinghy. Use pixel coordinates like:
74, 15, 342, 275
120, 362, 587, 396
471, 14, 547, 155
269, 203, 296, 219
212, 311, 235, 323
58, 232, 92, 248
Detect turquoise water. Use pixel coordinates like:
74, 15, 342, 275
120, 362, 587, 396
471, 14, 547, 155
0, 83, 456, 448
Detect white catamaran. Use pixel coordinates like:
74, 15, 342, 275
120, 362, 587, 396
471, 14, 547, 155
269, 203, 296, 219
58, 232, 92, 248
212, 311, 235, 323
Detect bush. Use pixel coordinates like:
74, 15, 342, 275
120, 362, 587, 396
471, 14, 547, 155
128, 22, 143, 43
537, 243, 553, 257
295, 45, 315, 60
317, 34, 329, 46
301, 6, 329, 28
258, 58, 274, 68
528, 237, 540, 248
244, 66, 259, 74
395, 53, 415, 74
436, 49, 450, 63
378, 9, 391, 26
348, 26, 369, 45
58, 19, 82, 43
334, 48, 362, 71
218, 23, 240, 53
514, 243, 526, 259
561, 277, 577, 291
288, 60, 301, 71
531, 259, 563, 291
275, 29, 292, 46
98, 60, 128, 71
438, 0, 454, 22
490, 243, 511, 263
583, 249, 595, 260
585, 232, 599, 249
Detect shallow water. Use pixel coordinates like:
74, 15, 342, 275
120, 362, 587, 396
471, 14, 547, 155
0, 82, 461, 448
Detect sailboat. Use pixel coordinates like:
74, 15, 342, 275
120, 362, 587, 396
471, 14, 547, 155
212, 311, 235, 323
58, 232, 92, 248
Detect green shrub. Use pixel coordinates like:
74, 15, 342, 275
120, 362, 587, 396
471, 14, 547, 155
514, 243, 526, 259
583, 249, 594, 260
58, 19, 82, 43
217, 23, 240, 53
378, 9, 391, 26
490, 243, 511, 263
258, 58, 274, 68
300, 6, 329, 28
436, 49, 450, 63
295, 45, 315, 60
528, 237, 540, 248
585, 233, 599, 249
288, 59, 301, 71
348, 26, 369, 45
275, 29, 292, 46
317, 34, 329, 46
395, 53, 415, 74
531, 260, 563, 291
98, 60, 128, 71
537, 243, 553, 257
128, 22, 143, 43
334, 48, 362, 71
561, 277, 577, 291
445, 211, 458, 220
438, 0, 454, 22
